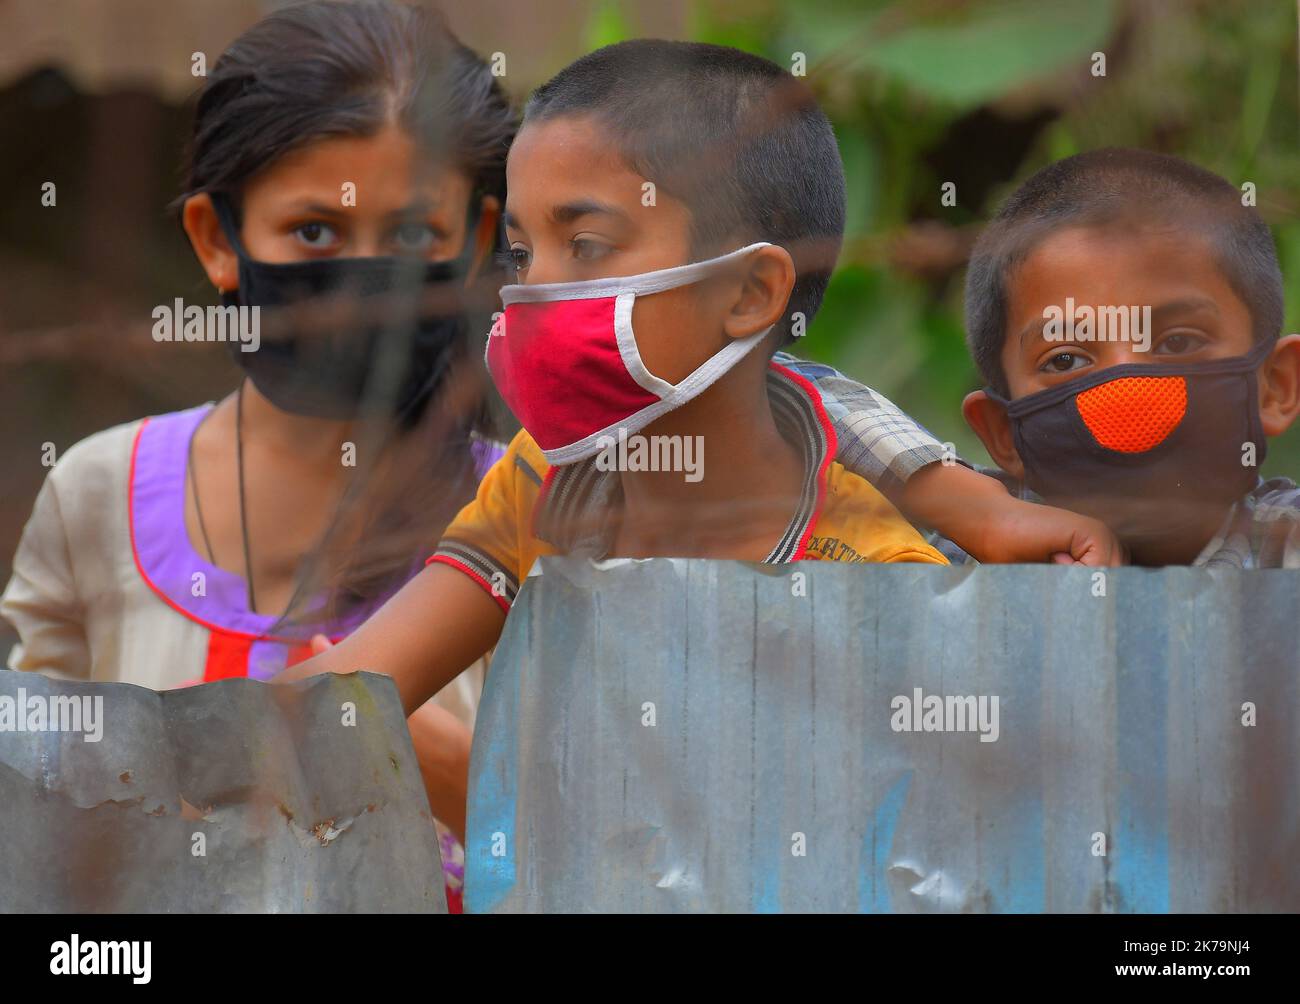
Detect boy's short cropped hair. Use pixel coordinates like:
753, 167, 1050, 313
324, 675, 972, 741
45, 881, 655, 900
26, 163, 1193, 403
523, 39, 846, 347
965, 147, 1285, 396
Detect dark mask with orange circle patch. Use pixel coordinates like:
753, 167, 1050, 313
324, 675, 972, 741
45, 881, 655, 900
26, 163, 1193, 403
986, 341, 1273, 529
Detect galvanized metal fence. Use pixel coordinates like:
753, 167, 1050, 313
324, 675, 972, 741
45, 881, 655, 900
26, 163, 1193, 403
0, 670, 445, 913
4, 560, 1295, 913
466, 558, 1299, 913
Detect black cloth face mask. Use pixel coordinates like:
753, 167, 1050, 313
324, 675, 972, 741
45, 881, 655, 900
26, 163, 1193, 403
212, 192, 482, 422
985, 340, 1274, 535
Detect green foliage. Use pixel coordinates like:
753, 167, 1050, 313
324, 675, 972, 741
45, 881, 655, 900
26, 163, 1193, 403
585, 0, 635, 51
807, 0, 1117, 110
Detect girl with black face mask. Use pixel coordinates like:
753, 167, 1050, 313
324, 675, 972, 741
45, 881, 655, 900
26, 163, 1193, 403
1, 0, 516, 912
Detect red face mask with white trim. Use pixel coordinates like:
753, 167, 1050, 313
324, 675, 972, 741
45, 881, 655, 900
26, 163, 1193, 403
485, 243, 774, 465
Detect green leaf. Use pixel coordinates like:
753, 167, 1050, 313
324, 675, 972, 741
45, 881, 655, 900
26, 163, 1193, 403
847, 0, 1117, 110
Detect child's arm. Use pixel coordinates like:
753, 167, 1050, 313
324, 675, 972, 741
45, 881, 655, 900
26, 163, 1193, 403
898, 461, 1123, 565
407, 700, 474, 840
776, 353, 1124, 565
277, 561, 506, 717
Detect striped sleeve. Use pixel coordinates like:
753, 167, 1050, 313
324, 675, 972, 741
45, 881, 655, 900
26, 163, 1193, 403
774, 352, 950, 498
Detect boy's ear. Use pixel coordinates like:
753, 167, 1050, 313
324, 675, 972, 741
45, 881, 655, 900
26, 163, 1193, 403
182, 193, 238, 293
1258, 333, 1300, 437
467, 194, 502, 282
963, 389, 1025, 480
721, 244, 796, 341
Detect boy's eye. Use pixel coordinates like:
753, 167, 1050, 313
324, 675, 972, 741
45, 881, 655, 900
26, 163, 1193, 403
496, 245, 531, 271
571, 236, 612, 261
391, 222, 438, 254
1154, 331, 1206, 355
294, 222, 339, 249
1041, 351, 1090, 374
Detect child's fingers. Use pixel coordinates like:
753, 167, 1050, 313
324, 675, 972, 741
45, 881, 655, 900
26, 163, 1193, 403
1071, 532, 1127, 567
309, 633, 334, 656
1051, 551, 1077, 565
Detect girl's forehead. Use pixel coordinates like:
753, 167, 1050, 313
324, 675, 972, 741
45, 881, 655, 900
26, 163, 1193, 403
245, 125, 470, 208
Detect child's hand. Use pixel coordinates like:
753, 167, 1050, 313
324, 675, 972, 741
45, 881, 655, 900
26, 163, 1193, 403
975, 497, 1126, 566
900, 462, 1125, 565
272, 562, 506, 716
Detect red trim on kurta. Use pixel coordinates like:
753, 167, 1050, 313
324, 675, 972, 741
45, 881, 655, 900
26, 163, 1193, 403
202, 630, 254, 682
767, 361, 838, 561
426, 554, 512, 614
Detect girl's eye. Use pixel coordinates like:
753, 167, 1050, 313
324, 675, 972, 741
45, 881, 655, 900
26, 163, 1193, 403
571, 237, 612, 261
392, 222, 437, 253
1042, 351, 1089, 373
294, 222, 338, 249
1155, 332, 1206, 355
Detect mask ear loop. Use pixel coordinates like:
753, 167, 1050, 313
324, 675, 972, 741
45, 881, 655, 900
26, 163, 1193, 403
1244, 335, 1278, 370
968, 385, 1038, 500
209, 190, 253, 263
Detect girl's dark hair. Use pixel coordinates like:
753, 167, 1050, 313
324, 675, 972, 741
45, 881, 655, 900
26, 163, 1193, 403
180, 0, 515, 211
177, 0, 516, 633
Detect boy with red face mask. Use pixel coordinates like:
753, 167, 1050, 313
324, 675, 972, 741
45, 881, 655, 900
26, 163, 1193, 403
281, 41, 1130, 720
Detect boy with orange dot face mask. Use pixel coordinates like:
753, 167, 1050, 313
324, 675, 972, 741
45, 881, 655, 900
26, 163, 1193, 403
951, 148, 1300, 567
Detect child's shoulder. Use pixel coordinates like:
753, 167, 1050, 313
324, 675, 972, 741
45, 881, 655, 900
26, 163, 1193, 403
492, 428, 550, 485
808, 462, 948, 565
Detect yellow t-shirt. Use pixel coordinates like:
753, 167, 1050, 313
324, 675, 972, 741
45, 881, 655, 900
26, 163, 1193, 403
429, 363, 946, 610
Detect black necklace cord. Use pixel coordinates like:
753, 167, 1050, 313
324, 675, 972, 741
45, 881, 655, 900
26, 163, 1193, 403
187, 415, 217, 565
187, 382, 259, 614
235, 379, 258, 614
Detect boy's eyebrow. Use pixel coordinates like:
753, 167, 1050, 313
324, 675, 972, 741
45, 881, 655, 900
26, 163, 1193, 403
549, 198, 630, 225
1015, 295, 1224, 348
1149, 296, 1221, 324
502, 199, 631, 233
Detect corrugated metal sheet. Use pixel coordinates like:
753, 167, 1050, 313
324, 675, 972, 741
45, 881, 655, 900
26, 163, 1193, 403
466, 558, 1300, 913
0, 670, 445, 913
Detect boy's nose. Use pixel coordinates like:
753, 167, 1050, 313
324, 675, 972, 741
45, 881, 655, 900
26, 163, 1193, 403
1076, 375, 1187, 452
